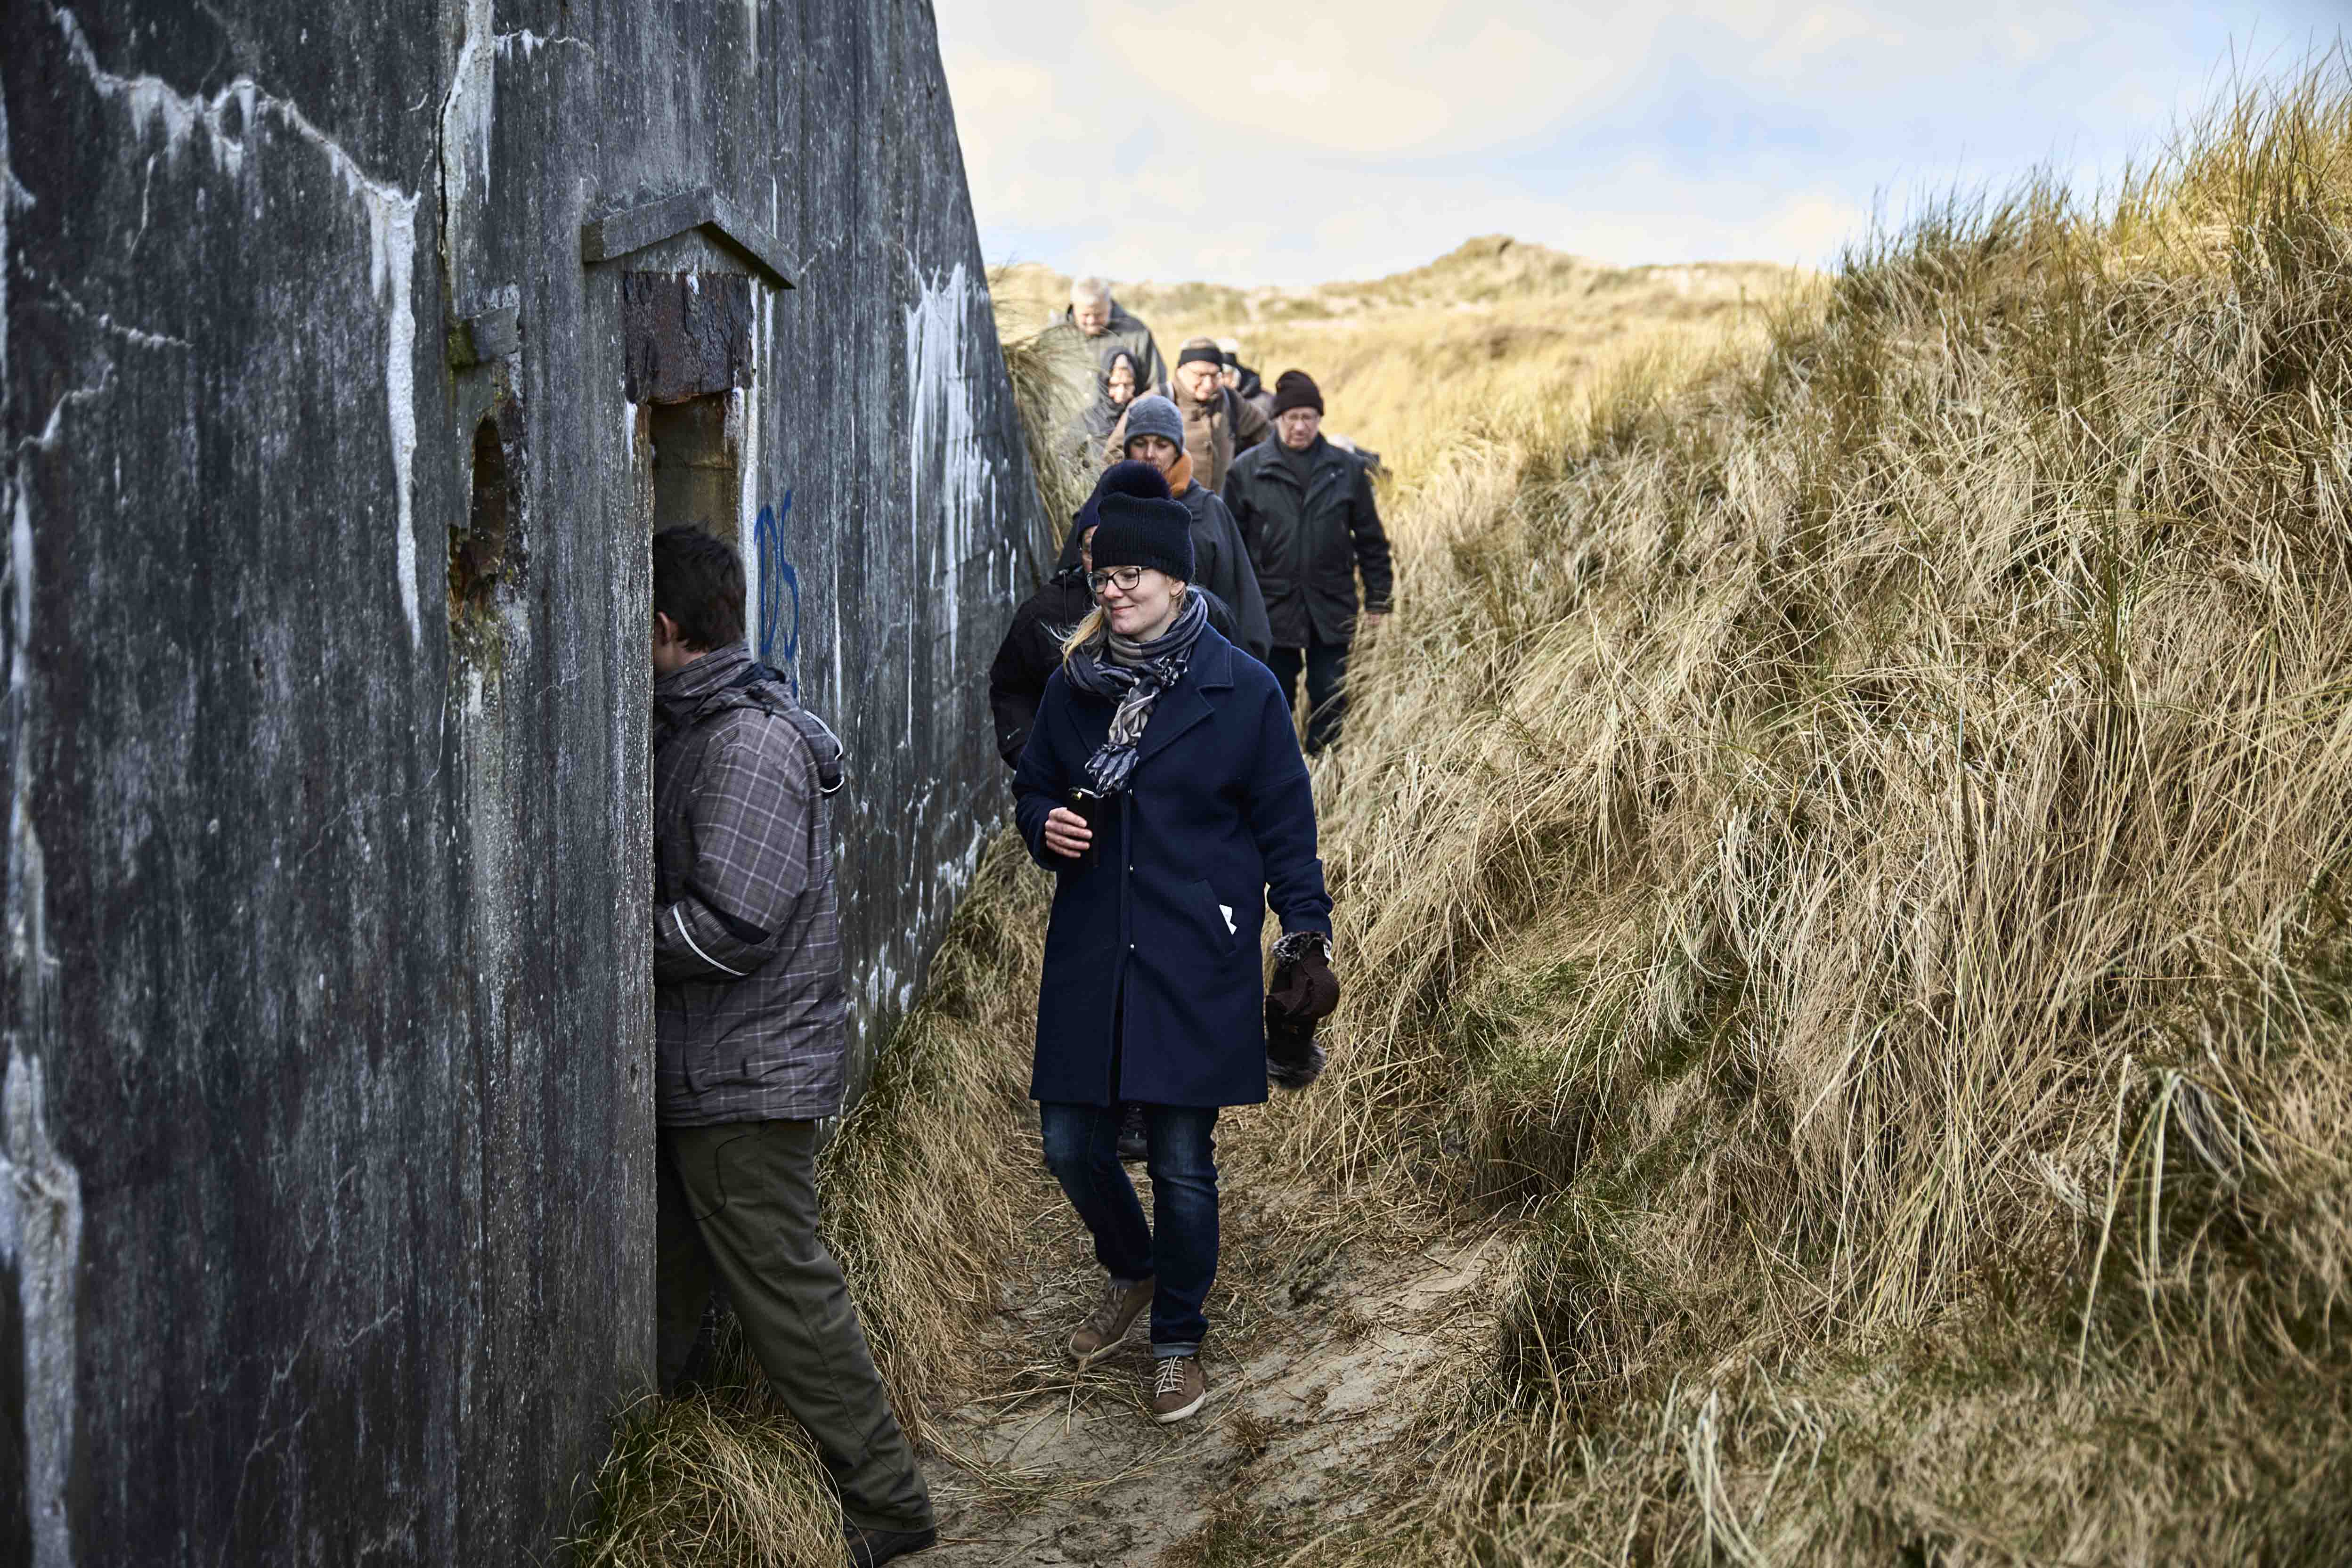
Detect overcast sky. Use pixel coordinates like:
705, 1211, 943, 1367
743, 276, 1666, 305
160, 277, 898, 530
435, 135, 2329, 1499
935, 1, 2344, 285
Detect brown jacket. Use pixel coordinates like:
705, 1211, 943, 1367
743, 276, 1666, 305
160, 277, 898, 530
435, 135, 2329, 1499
1104, 383, 1269, 492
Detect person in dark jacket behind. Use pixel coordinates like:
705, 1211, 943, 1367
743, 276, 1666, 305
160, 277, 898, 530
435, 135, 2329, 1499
989, 460, 1247, 771
1111, 394, 1273, 662
1223, 371, 1393, 754
1220, 339, 1275, 421
1077, 343, 1152, 462
1014, 492, 1335, 1425
649, 528, 935, 1568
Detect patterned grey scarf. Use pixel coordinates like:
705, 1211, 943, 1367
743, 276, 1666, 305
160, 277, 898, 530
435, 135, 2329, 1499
1062, 592, 1210, 795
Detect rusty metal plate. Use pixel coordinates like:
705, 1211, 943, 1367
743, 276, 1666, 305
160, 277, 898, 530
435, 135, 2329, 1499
622, 270, 755, 404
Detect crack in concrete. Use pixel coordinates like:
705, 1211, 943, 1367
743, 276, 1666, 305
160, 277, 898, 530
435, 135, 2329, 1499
51, 4, 423, 648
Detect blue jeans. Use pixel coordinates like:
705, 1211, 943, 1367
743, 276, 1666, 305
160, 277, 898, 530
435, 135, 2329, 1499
1038, 1102, 1220, 1357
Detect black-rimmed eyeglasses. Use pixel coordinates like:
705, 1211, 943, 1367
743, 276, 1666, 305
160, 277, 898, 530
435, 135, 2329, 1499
1087, 566, 1147, 595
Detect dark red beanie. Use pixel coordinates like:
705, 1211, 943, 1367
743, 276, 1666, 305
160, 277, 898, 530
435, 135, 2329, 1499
1270, 370, 1323, 417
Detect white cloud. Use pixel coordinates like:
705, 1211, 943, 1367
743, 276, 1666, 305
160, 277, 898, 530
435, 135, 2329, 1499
1086, 0, 1659, 155
937, 0, 2338, 284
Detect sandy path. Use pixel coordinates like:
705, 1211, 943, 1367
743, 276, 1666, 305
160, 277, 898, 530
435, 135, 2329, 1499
913, 1160, 1503, 1567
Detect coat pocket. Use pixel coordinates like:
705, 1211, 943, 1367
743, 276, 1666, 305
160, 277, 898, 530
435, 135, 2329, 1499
1177, 877, 1240, 958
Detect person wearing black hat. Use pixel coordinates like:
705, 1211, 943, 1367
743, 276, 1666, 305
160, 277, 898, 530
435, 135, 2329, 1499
1013, 491, 1335, 1426
989, 461, 1249, 772
990, 463, 1245, 1169
1224, 370, 1394, 753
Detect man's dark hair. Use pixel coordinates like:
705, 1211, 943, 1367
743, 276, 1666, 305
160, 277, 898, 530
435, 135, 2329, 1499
651, 527, 746, 650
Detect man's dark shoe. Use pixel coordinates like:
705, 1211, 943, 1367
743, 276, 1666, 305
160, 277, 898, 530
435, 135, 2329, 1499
846, 1521, 936, 1566
1116, 1102, 1148, 1162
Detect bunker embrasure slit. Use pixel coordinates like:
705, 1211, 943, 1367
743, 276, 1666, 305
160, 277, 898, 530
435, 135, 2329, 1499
450, 411, 521, 644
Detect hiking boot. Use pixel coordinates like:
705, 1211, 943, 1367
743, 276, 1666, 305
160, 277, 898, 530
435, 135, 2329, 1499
1148, 1354, 1207, 1423
846, 1521, 937, 1566
1116, 1102, 1148, 1162
1068, 1277, 1154, 1368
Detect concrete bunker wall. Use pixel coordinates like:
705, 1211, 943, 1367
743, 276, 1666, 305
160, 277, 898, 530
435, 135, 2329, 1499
0, 1, 1039, 1560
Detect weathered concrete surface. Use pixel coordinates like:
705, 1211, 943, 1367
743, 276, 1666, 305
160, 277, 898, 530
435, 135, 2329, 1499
0, 1, 1039, 1561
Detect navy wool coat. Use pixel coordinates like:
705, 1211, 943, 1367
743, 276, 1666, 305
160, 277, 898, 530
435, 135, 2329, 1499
1014, 625, 1334, 1108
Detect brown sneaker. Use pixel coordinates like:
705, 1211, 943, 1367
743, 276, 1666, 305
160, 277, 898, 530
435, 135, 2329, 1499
1148, 1355, 1207, 1423
1068, 1278, 1153, 1368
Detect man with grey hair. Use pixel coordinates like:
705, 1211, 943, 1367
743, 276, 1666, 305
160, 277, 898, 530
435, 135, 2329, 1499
1050, 276, 1167, 389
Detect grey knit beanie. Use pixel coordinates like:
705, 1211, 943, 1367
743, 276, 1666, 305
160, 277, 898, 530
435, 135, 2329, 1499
1121, 393, 1186, 452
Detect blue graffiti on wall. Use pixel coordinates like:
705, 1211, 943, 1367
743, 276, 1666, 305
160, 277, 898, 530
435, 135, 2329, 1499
753, 492, 801, 693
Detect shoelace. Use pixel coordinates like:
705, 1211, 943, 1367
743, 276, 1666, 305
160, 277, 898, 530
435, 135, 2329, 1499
1154, 1358, 1192, 1397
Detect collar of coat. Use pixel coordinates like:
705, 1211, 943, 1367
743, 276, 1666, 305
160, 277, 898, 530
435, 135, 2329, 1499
1255, 434, 1348, 487
1174, 383, 1229, 423
655, 641, 754, 721
654, 642, 846, 790
653, 642, 780, 739
1067, 623, 1239, 769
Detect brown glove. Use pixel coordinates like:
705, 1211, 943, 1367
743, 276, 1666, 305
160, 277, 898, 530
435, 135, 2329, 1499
1265, 933, 1338, 1091
1266, 933, 1340, 1024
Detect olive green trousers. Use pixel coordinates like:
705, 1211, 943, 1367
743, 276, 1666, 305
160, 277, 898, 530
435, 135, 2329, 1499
656, 1119, 933, 1532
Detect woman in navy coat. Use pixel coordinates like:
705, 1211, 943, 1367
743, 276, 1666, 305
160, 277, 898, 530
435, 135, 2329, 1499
1014, 491, 1333, 1425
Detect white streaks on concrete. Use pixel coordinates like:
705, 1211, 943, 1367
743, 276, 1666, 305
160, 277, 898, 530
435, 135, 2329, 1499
0, 1048, 83, 1568
441, 0, 495, 217
493, 29, 589, 59
735, 292, 769, 661
55, 7, 424, 647
3, 85, 82, 1565
904, 261, 998, 739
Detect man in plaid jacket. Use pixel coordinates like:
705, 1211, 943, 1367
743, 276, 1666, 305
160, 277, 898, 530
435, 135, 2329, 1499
649, 528, 935, 1566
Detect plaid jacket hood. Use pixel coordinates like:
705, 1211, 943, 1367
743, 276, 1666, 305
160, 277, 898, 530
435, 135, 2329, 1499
651, 643, 847, 1124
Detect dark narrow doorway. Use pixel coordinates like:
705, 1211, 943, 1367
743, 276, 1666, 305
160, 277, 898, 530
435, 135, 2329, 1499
648, 393, 738, 544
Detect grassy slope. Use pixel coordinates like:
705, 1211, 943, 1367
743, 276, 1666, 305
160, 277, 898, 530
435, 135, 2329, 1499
578, 69, 2352, 1565
1258, 68, 2352, 1563
993, 237, 1798, 488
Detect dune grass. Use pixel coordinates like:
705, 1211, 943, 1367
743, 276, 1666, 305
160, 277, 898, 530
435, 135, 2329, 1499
1242, 56, 2352, 1564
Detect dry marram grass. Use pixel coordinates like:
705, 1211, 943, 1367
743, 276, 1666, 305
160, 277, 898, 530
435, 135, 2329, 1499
1257, 58, 2352, 1564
